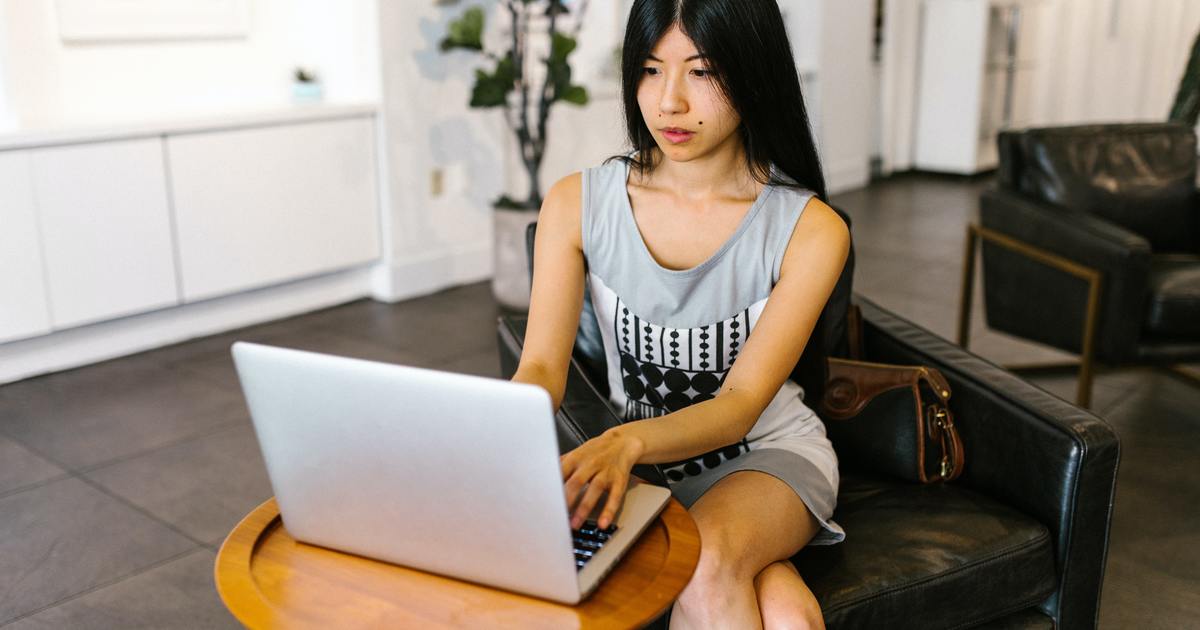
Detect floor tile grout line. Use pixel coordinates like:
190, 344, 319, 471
70, 472, 213, 548
0, 411, 246, 479
74, 417, 248, 476
0, 472, 75, 502
0, 547, 206, 628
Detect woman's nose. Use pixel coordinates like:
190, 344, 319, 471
658, 75, 688, 115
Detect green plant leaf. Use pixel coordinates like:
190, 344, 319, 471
470, 53, 515, 108
549, 32, 577, 65
545, 32, 586, 104
439, 6, 485, 52
547, 58, 571, 92
559, 84, 589, 105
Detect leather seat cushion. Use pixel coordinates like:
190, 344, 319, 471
794, 472, 1057, 629
970, 608, 1055, 629
1145, 255, 1200, 337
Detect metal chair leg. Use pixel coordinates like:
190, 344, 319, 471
957, 225, 978, 350
1167, 364, 1200, 387
957, 224, 1104, 409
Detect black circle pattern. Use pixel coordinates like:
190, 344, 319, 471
615, 304, 752, 424
662, 441, 751, 482
620, 350, 734, 416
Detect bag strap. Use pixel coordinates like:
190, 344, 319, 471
824, 358, 924, 420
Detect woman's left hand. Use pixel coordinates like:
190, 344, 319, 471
560, 428, 645, 530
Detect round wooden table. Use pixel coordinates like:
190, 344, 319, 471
215, 497, 700, 629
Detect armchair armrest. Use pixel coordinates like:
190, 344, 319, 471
497, 315, 668, 487
856, 296, 1119, 629
979, 187, 1152, 360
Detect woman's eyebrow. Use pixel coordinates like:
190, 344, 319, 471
646, 54, 707, 62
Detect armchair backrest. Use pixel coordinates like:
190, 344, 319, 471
997, 122, 1199, 253
525, 206, 855, 408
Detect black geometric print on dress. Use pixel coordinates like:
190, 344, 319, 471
662, 439, 751, 483
613, 296, 752, 422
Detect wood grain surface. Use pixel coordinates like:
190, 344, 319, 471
215, 497, 700, 629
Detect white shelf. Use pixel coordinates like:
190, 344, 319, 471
0, 103, 379, 152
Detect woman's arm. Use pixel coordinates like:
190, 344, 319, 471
564, 197, 850, 527
509, 173, 586, 412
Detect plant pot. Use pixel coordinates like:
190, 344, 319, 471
491, 206, 540, 311
291, 81, 323, 104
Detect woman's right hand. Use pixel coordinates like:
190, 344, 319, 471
560, 428, 645, 531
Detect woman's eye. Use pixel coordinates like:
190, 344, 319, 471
692, 69, 712, 78
641, 67, 659, 76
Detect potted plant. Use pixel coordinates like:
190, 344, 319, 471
291, 67, 323, 103
440, 0, 591, 310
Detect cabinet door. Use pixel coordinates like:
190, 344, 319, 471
0, 151, 52, 343
32, 138, 180, 329
167, 117, 381, 302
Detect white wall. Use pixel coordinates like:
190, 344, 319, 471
372, 1, 507, 301
1048, 0, 1200, 124
0, 0, 380, 128
0, 1, 13, 129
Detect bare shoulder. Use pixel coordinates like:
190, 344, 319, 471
780, 195, 851, 277
538, 172, 584, 249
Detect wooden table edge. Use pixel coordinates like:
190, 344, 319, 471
215, 497, 700, 629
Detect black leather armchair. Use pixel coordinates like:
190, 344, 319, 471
958, 123, 1200, 407
498, 220, 1119, 629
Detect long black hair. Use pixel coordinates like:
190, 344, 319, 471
607, 0, 843, 406
609, 0, 828, 204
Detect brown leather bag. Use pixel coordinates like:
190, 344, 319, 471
819, 305, 965, 483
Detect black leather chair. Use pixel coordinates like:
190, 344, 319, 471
958, 122, 1200, 407
498, 219, 1119, 629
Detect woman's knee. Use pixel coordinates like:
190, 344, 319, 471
677, 521, 754, 607
694, 519, 759, 583
759, 595, 825, 630
755, 562, 826, 630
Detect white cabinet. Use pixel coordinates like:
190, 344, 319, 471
0, 105, 379, 372
0, 151, 52, 343
167, 117, 381, 301
31, 138, 180, 328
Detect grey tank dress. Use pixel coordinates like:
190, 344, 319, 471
581, 156, 845, 546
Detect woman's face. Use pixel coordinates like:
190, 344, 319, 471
637, 24, 742, 163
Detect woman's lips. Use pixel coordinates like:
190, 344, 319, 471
661, 128, 695, 144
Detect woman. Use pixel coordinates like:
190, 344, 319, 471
510, 1, 848, 627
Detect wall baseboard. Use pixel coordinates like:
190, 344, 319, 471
370, 239, 493, 303
0, 240, 497, 384
0, 266, 375, 384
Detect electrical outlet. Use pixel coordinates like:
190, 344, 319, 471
431, 168, 444, 197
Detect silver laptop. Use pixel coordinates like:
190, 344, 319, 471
231, 341, 671, 604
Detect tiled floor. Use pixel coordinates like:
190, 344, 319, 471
0, 172, 1196, 628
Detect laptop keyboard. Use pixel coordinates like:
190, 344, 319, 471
572, 520, 618, 571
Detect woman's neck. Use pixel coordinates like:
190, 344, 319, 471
641, 139, 760, 203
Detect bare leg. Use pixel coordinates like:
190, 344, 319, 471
667, 471, 822, 629
755, 560, 826, 630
